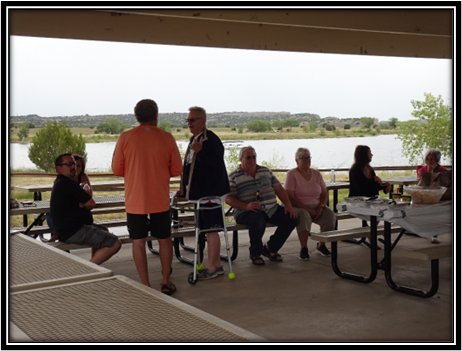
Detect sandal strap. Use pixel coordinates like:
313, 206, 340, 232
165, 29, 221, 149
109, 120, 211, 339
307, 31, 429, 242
161, 282, 177, 295
263, 245, 283, 261
250, 256, 265, 265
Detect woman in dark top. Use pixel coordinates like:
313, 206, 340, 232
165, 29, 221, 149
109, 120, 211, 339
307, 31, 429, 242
349, 145, 391, 197
73, 154, 92, 195
349, 145, 391, 249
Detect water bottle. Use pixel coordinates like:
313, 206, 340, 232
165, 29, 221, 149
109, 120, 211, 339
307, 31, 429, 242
330, 168, 336, 184
80, 182, 91, 194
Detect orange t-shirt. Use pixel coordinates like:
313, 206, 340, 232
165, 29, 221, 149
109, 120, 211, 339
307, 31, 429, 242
111, 125, 183, 214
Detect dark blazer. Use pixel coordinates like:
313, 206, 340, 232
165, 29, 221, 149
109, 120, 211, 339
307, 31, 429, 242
180, 128, 230, 200
349, 164, 386, 197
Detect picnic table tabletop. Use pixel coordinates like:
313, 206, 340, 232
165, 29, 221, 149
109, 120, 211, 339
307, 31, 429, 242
14, 178, 181, 193
10, 195, 127, 216
10, 234, 113, 292
14, 180, 126, 193
382, 176, 419, 185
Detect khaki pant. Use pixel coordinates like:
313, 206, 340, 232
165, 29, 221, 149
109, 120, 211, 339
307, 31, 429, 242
293, 205, 336, 233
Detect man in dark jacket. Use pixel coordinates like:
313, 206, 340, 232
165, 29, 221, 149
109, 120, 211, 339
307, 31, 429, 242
179, 106, 230, 280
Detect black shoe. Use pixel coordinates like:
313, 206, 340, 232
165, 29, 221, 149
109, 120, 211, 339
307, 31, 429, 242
299, 247, 310, 260
316, 243, 331, 257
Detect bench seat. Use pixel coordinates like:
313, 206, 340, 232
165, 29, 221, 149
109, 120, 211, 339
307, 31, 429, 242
310, 225, 402, 243
405, 245, 452, 261
12, 218, 130, 237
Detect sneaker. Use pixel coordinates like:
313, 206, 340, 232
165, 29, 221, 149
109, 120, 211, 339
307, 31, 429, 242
299, 247, 310, 260
197, 268, 219, 281
431, 236, 440, 244
316, 243, 331, 257
215, 266, 225, 275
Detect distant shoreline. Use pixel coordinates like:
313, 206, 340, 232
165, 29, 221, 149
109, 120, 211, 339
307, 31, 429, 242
10, 127, 398, 144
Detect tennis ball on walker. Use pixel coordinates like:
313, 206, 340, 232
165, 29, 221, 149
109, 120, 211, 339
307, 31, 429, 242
197, 264, 204, 270
228, 272, 235, 280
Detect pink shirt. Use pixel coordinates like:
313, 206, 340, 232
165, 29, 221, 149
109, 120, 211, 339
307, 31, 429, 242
284, 168, 326, 205
417, 165, 448, 179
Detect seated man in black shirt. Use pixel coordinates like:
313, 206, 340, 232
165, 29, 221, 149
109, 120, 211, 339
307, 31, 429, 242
50, 153, 121, 264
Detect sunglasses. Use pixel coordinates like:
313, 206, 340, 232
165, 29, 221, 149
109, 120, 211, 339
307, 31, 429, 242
59, 161, 76, 167
185, 118, 204, 123
245, 156, 256, 160
299, 156, 312, 160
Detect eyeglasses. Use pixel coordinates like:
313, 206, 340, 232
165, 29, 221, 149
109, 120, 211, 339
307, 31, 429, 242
245, 156, 256, 160
298, 156, 312, 160
185, 118, 204, 123
58, 161, 76, 167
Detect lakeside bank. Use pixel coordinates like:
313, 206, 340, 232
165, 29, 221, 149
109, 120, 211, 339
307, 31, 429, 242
10, 126, 398, 144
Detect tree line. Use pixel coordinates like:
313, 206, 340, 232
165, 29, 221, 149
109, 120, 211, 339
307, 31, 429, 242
11, 111, 389, 130
16, 93, 452, 171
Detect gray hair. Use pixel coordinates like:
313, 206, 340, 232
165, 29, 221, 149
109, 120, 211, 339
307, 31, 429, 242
188, 106, 206, 118
239, 146, 256, 160
424, 148, 442, 163
295, 147, 310, 159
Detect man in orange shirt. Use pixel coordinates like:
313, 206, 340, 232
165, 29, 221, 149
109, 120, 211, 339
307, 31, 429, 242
112, 99, 183, 295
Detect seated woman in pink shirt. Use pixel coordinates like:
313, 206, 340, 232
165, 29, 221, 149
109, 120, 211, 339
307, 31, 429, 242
417, 148, 448, 244
284, 147, 336, 259
417, 148, 447, 178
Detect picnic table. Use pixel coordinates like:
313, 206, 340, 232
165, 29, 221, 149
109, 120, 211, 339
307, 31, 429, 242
10, 233, 113, 292
8, 235, 264, 342
10, 195, 126, 231
14, 180, 125, 201
14, 178, 181, 200
331, 200, 452, 297
10, 275, 264, 342
382, 176, 419, 194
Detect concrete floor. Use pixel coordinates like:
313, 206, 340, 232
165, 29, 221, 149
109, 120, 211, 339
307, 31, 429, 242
72, 218, 455, 344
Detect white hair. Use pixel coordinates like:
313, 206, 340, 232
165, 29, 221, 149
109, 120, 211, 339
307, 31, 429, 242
424, 148, 442, 163
239, 146, 256, 159
295, 147, 310, 159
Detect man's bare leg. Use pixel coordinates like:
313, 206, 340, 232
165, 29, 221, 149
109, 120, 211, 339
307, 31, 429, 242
90, 239, 121, 265
158, 238, 173, 285
205, 232, 221, 271
132, 238, 150, 286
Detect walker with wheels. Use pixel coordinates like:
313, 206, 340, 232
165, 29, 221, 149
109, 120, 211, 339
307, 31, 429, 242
186, 195, 235, 285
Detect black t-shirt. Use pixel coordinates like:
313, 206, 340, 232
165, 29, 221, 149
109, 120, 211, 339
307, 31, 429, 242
50, 174, 93, 241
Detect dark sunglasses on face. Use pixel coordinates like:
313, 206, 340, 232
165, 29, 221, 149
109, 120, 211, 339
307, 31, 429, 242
59, 162, 76, 167
245, 156, 256, 160
185, 118, 203, 123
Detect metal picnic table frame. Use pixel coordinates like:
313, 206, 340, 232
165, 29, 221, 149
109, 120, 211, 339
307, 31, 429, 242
333, 201, 452, 297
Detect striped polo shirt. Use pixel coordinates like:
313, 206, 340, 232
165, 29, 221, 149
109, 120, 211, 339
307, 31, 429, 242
228, 165, 281, 219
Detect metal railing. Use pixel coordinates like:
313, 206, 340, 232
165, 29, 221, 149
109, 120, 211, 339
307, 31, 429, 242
10, 165, 452, 179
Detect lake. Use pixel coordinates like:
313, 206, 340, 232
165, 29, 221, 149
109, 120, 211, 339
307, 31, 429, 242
8, 135, 450, 172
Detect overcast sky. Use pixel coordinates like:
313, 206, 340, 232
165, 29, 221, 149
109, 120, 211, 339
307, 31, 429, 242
9, 35, 453, 121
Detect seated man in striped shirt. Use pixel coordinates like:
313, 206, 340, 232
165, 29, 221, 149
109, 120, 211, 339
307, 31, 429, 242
225, 146, 299, 265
